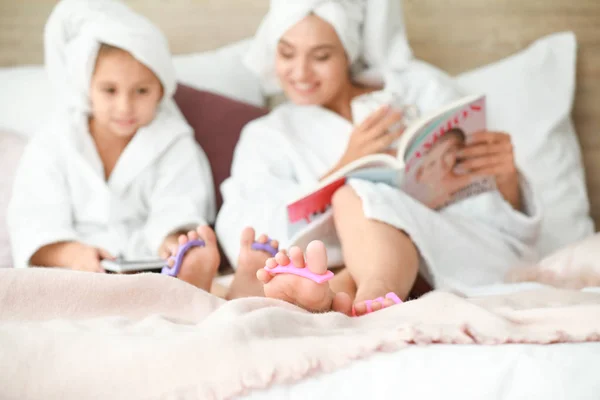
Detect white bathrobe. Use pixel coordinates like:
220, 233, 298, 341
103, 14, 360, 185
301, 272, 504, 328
7, 0, 215, 268
217, 72, 541, 291
216, 0, 542, 291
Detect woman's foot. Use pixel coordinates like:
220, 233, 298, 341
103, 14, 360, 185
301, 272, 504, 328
226, 227, 279, 299
256, 241, 352, 314
352, 281, 403, 316
165, 226, 220, 291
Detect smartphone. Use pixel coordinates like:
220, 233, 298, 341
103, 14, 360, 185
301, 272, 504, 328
101, 257, 165, 273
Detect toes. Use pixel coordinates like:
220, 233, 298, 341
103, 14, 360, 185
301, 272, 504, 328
257, 233, 279, 249
256, 268, 273, 284
168, 244, 179, 256
331, 292, 353, 316
370, 299, 384, 312
167, 257, 175, 267
274, 251, 291, 266
353, 302, 365, 315
196, 225, 217, 245
353, 298, 394, 316
178, 234, 188, 245
288, 246, 305, 269
353, 302, 371, 316
304, 240, 328, 275
240, 226, 255, 248
188, 230, 199, 241
265, 257, 278, 269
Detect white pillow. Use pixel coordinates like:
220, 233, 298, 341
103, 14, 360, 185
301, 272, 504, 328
173, 39, 264, 107
0, 66, 54, 139
0, 39, 264, 138
0, 131, 28, 268
455, 31, 594, 257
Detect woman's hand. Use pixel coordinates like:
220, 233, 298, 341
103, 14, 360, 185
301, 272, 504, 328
456, 131, 521, 210
322, 106, 404, 180
340, 105, 405, 164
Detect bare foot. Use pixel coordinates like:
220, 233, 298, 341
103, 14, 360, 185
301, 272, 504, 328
226, 227, 279, 300
165, 226, 220, 291
256, 241, 352, 314
352, 280, 403, 316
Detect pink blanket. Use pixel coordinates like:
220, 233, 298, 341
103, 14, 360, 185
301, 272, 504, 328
1, 268, 599, 400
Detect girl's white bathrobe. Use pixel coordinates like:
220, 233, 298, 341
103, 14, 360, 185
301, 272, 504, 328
7, 0, 215, 268
216, 65, 542, 291
8, 110, 215, 268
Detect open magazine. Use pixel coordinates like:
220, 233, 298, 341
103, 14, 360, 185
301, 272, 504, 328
286, 93, 495, 245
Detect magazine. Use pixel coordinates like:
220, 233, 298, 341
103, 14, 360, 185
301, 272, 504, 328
286, 93, 495, 245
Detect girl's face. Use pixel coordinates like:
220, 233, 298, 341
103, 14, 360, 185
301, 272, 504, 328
275, 14, 352, 108
89, 48, 163, 139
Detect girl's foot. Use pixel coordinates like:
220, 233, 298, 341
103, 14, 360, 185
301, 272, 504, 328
165, 226, 220, 291
352, 280, 403, 316
226, 227, 279, 299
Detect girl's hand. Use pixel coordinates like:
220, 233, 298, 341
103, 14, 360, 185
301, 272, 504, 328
63, 242, 114, 273
30, 241, 113, 272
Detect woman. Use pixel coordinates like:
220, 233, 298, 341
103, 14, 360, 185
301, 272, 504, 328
216, 0, 541, 316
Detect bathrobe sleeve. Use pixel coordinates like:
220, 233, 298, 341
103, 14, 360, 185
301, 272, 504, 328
141, 135, 216, 255
7, 138, 78, 268
215, 120, 309, 267
484, 172, 542, 246
442, 170, 543, 251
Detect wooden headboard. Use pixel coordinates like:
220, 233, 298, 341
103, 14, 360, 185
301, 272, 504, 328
1, 0, 598, 229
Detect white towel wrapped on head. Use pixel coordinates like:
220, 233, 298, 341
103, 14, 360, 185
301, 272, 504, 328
44, 0, 177, 112
244, 0, 414, 94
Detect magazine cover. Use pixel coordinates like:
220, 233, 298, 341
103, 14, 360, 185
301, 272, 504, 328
400, 94, 495, 209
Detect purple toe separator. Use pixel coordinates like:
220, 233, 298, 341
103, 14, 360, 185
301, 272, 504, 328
264, 263, 334, 284
251, 238, 278, 257
161, 239, 205, 277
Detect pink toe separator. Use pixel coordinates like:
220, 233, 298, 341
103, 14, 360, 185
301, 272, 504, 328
352, 292, 403, 317
264, 263, 334, 284
385, 292, 402, 304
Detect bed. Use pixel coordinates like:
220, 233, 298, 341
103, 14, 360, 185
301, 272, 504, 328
1, 1, 599, 399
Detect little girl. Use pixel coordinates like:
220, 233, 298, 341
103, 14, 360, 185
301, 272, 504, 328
7, 0, 219, 290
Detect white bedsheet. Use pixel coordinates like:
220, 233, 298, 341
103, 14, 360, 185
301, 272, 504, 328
246, 342, 600, 400
244, 284, 600, 400
2, 269, 598, 400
